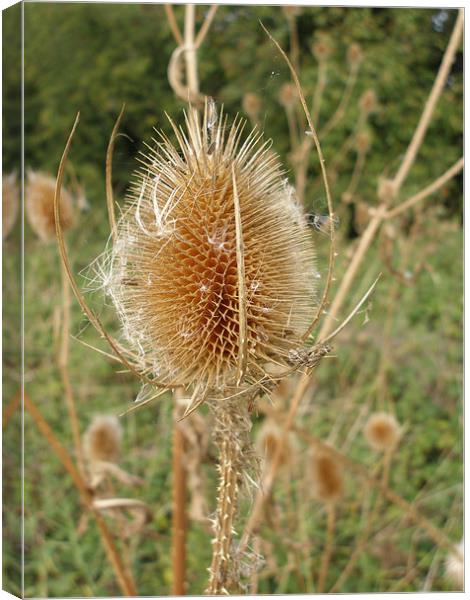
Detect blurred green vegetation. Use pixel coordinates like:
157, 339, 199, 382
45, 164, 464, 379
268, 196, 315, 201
2, 3, 462, 597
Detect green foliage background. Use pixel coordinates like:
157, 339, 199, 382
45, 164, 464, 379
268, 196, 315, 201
2, 3, 462, 597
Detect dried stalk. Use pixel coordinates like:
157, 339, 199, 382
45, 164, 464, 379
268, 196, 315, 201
385, 157, 463, 220
206, 398, 253, 595
320, 61, 360, 139
391, 9, 463, 192
106, 104, 126, 245
164, 4, 184, 46
58, 259, 85, 476
260, 401, 460, 558
317, 503, 335, 592
24, 393, 137, 596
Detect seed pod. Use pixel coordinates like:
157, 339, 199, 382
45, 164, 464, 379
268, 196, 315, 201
107, 105, 317, 397
309, 448, 344, 504
363, 412, 401, 452
26, 170, 75, 242
355, 130, 371, 154
83, 415, 123, 464
2, 172, 19, 240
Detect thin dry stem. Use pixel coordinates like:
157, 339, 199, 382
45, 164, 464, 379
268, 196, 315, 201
320, 62, 360, 139
260, 401, 460, 558
194, 5, 218, 49
317, 503, 335, 593
164, 4, 184, 45
385, 157, 463, 220
24, 393, 137, 596
392, 9, 463, 192
54, 113, 176, 389
106, 104, 126, 245
259, 23, 337, 342
58, 260, 85, 476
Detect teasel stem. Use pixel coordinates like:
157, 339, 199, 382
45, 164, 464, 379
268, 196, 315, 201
206, 398, 252, 595
172, 390, 188, 595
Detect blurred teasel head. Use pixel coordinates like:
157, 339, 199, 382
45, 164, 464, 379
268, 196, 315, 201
106, 102, 317, 401
2, 172, 19, 240
26, 170, 76, 242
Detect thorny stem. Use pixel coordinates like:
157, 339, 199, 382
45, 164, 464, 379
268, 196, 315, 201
206, 398, 252, 595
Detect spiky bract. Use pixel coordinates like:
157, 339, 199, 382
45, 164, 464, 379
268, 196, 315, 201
108, 106, 316, 397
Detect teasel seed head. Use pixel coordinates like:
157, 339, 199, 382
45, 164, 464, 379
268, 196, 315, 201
26, 170, 76, 242
282, 6, 302, 20
255, 419, 294, 468
359, 89, 378, 115
278, 82, 298, 109
355, 130, 371, 154
2, 172, 19, 240
312, 34, 332, 62
363, 412, 401, 452
309, 448, 344, 504
347, 42, 363, 67
83, 415, 123, 464
242, 92, 262, 123
107, 104, 317, 399
445, 539, 463, 590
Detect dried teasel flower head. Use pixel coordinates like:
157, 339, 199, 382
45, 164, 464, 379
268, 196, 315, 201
255, 419, 294, 468
106, 104, 317, 400
83, 415, 123, 464
363, 412, 401, 452
309, 448, 344, 504
377, 177, 397, 203
445, 539, 463, 590
26, 170, 76, 242
278, 82, 298, 109
312, 34, 332, 62
359, 89, 378, 115
242, 92, 262, 122
2, 172, 19, 240
347, 42, 363, 67
355, 130, 371, 154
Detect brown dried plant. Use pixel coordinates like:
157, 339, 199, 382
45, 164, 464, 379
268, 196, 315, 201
2, 172, 19, 239
363, 412, 401, 452
26, 169, 76, 242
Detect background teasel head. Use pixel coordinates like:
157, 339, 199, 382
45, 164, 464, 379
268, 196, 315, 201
255, 419, 295, 469
309, 448, 344, 504
83, 414, 123, 465
105, 103, 317, 401
2, 172, 19, 240
26, 169, 76, 242
363, 412, 401, 452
